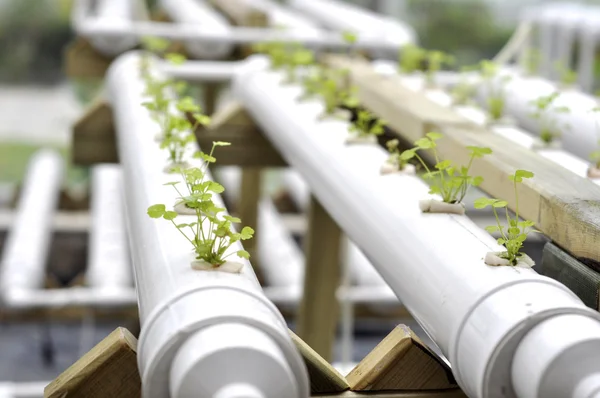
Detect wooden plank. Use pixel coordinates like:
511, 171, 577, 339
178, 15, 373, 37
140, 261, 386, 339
311, 390, 466, 398
542, 242, 600, 310
44, 327, 141, 398
63, 38, 114, 79
297, 195, 343, 362
346, 325, 457, 391
238, 168, 264, 281
197, 101, 287, 166
289, 329, 350, 394
72, 100, 118, 166
324, 55, 600, 266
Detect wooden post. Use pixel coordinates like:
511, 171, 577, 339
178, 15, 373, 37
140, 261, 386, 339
237, 167, 263, 281
72, 100, 118, 166
44, 327, 141, 398
297, 195, 343, 362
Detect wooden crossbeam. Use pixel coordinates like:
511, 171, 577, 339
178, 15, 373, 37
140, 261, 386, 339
208, 0, 269, 27
45, 328, 141, 398
72, 100, 118, 166
323, 55, 600, 266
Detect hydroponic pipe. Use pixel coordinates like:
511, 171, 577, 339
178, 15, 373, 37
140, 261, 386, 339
233, 56, 600, 398
106, 52, 308, 398
75, 12, 405, 53
0, 381, 49, 398
159, 60, 243, 82
0, 150, 63, 305
86, 165, 133, 293
72, 0, 138, 56
289, 0, 416, 58
244, 0, 323, 37
576, 8, 600, 92
479, 69, 600, 162
159, 0, 234, 59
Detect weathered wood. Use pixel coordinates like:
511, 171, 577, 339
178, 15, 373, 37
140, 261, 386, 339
238, 167, 263, 280
324, 55, 600, 265
209, 0, 268, 27
312, 390, 466, 398
197, 101, 287, 166
297, 195, 343, 362
542, 242, 600, 309
45, 327, 141, 398
64, 38, 114, 79
289, 329, 350, 394
346, 325, 457, 391
72, 100, 118, 165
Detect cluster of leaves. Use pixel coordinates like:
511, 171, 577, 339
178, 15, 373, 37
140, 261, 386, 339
398, 44, 426, 74
253, 40, 315, 84
554, 60, 578, 87
349, 110, 385, 139
147, 143, 255, 266
479, 60, 511, 121
529, 92, 570, 144
140, 39, 254, 267
425, 50, 455, 86
451, 75, 477, 106
401, 132, 491, 204
317, 68, 359, 116
385, 139, 412, 171
139, 38, 212, 167
474, 170, 537, 266
521, 48, 541, 76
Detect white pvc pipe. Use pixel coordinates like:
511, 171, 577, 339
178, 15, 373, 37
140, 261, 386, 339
290, 0, 416, 58
159, 0, 234, 59
86, 165, 133, 292
0, 382, 48, 398
233, 56, 600, 398
482, 69, 600, 162
0, 150, 63, 302
244, 0, 323, 36
106, 51, 308, 398
73, 0, 138, 56
159, 60, 243, 82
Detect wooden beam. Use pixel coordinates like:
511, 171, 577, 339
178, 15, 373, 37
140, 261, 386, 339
542, 242, 600, 310
197, 101, 287, 167
289, 329, 350, 394
64, 38, 114, 79
346, 325, 457, 391
72, 100, 118, 166
297, 195, 343, 362
237, 167, 264, 281
324, 55, 600, 266
45, 327, 141, 398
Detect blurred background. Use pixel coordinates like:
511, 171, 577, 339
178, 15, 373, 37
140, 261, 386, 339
0, 0, 594, 386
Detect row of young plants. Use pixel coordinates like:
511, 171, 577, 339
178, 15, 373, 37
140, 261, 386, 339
255, 35, 537, 267
400, 44, 600, 176
139, 38, 254, 273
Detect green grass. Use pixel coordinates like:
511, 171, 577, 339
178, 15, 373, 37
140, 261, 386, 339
0, 141, 89, 186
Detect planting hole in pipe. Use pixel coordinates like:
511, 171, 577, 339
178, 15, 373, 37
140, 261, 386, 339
418, 199, 465, 215
484, 251, 534, 268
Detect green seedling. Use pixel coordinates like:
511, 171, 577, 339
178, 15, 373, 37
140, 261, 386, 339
554, 60, 578, 87
147, 142, 254, 267
398, 44, 426, 74
474, 170, 537, 266
401, 132, 491, 204
529, 92, 570, 144
385, 139, 413, 171
425, 50, 455, 87
300, 67, 325, 101
451, 77, 477, 106
522, 48, 541, 76
253, 40, 288, 70
348, 110, 385, 138
479, 60, 511, 121
318, 68, 359, 117
283, 44, 315, 84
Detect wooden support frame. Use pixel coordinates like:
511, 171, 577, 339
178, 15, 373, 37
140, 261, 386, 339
72, 100, 118, 166
45, 327, 141, 398
208, 0, 269, 27
297, 195, 343, 362
64, 38, 115, 79
324, 55, 600, 266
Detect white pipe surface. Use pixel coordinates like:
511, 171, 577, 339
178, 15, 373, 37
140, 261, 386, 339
73, 0, 138, 56
0, 382, 48, 398
244, 0, 323, 36
159, 0, 234, 59
0, 150, 63, 301
107, 52, 308, 398
86, 165, 133, 292
233, 56, 600, 398
159, 60, 243, 82
289, 0, 416, 58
